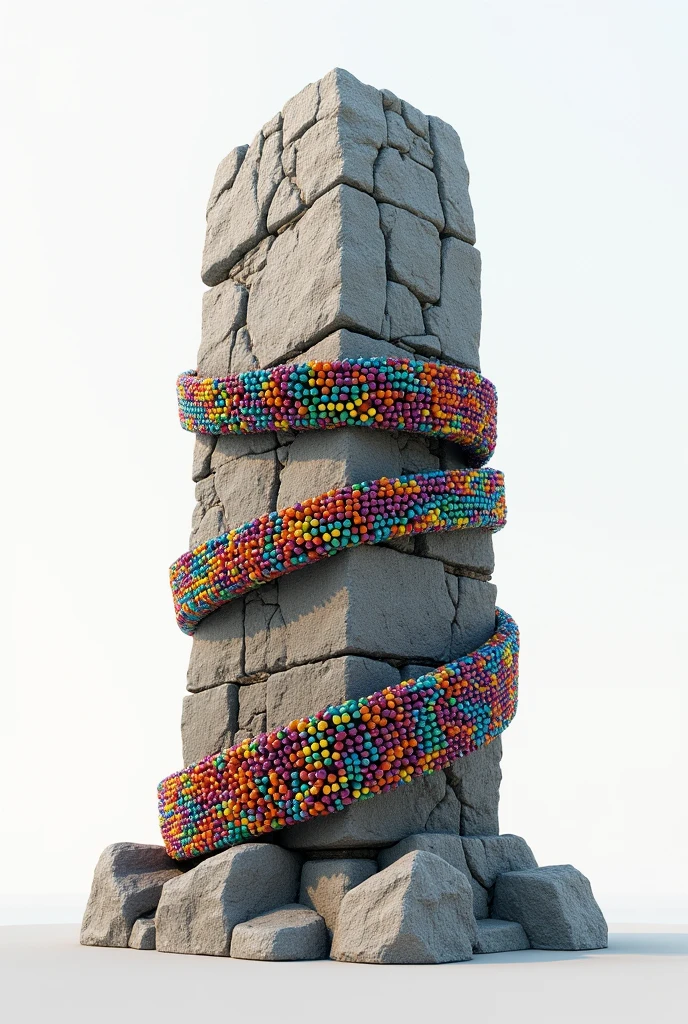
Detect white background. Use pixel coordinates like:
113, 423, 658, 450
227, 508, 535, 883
2, 0, 686, 924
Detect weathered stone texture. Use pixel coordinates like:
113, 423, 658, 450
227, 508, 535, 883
81, 844, 181, 948
181, 684, 238, 765
424, 237, 481, 368
128, 914, 156, 951
156, 845, 300, 956
186, 599, 244, 692
299, 858, 378, 936
492, 866, 608, 950
461, 834, 538, 889
377, 833, 488, 919
428, 116, 475, 243
474, 918, 530, 954
246, 184, 386, 366
379, 202, 441, 303
331, 851, 476, 964
230, 904, 328, 961
373, 146, 444, 229
446, 739, 503, 835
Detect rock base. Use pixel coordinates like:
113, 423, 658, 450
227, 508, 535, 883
82, 833, 607, 962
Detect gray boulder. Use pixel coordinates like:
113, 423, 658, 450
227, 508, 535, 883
155, 844, 301, 956
474, 918, 530, 954
492, 865, 608, 950
461, 834, 538, 889
377, 833, 488, 918
230, 904, 328, 961
331, 850, 476, 964
299, 858, 378, 936
128, 914, 156, 951
80, 843, 181, 948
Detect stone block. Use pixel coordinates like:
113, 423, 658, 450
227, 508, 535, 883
192, 435, 215, 483
376, 831, 488, 919
417, 529, 495, 575
128, 914, 156, 950
202, 131, 283, 286
198, 280, 248, 377
409, 134, 434, 169
237, 679, 267, 734
423, 237, 481, 369
373, 146, 444, 230
492, 866, 608, 950
278, 546, 455, 665
386, 110, 413, 153
299, 858, 378, 936
380, 88, 402, 114
246, 185, 386, 366
230, 904, 328, 961
267, 177, 304, 233
210, 431, 277, 470
302, 328, 402, 364
385, 282, 425, 339
474, 918, 530, 954
401, 99, 429, 140
262, 112, 282, 138
214, 450, 279, 528
155, 845, 301, 956
266, 656, 401, 732
401, 334, 441, 358
186, 600, 245, 692
206, 145, 248, 214
295, 69, 386, 205
450, 578, 497, 659
80, 844, 181, 948
244, 585, 287, 676
189, 504, 225, 549
399, 436, 439, 474
181, 684, 239, 765
276, 427, 403, 509
424, 784, 462, 834
428, 116, 476, 244
445, 738, 502, 835
279, 771, 446, 851
331, 850, 476, 964
461, 834, 538, 889
228, 326, 259, 374
282, 80, 319, 147
379, 203, 441, 303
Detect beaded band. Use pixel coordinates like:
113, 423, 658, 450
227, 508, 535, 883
158, 608, 518, 860
171, 468, 506, 635
177, 357, 497, 466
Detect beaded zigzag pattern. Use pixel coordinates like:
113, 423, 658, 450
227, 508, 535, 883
158, 609, 518, 860
177, 358, 497, 466
170, 468, 506, 635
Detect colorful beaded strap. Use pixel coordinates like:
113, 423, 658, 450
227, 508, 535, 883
171, 468, 506, 635
177, 357, 497, 466
159, 608, 518, 860
160, 355, 517, 860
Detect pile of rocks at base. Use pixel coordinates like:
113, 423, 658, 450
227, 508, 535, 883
81, 832, 607, 963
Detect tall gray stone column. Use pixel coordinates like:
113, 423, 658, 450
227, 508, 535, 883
182, 68, 502, 847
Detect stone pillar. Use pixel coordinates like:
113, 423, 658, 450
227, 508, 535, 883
181, 68, 502, 849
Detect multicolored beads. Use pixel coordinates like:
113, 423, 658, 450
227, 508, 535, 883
177, 358, 497, 466
170, 468, 506, 635
158, 608, 519, 861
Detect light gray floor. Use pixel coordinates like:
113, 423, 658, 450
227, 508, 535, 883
2, 924, 686, 1023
